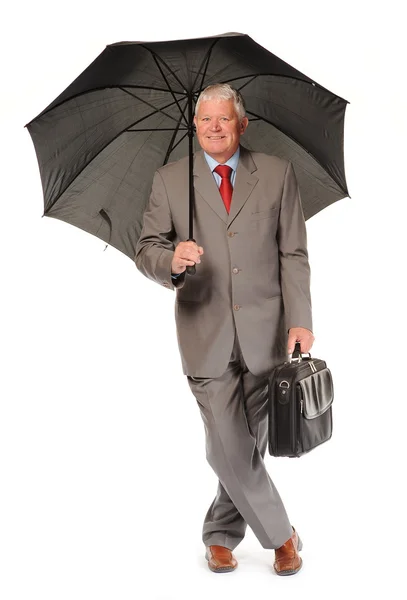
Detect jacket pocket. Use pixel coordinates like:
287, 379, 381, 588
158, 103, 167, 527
251, 206, 279, 220
266, 294, 282, 301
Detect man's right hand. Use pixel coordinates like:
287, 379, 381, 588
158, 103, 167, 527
171, 241, 204, 274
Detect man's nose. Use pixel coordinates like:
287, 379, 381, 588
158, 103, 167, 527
209, 120, 221, 131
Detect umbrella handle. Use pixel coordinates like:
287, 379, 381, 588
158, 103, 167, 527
186, 237, 196, 276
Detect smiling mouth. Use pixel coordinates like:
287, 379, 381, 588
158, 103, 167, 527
207, 136, 226, 140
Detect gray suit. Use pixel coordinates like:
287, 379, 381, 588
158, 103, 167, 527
135, 146, 312, 550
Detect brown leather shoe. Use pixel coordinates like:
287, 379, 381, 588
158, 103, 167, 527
205, 545, 238, 573
273, 527, 303, 576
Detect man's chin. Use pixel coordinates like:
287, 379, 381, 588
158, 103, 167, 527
204, 144, 229, 157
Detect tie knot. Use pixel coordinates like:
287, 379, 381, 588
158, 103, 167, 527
214, 164, 232, 180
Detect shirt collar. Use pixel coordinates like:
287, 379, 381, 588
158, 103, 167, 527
204, 146, 240, 173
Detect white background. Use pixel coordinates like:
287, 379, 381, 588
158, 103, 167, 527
1, 1, 406, 598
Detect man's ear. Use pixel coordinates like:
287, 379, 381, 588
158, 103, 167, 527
240, 116, 249, 134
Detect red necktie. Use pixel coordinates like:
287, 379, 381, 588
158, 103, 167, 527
214, 165, 233, 214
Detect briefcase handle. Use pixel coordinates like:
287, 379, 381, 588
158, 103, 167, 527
289, 342, 312, 363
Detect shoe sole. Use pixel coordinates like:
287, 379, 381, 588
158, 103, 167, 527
205, 551, 237, 573
274, 535, 303, 577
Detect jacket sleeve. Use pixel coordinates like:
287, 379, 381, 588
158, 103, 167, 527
134, 170, 186, 291
278, 162, 313, 332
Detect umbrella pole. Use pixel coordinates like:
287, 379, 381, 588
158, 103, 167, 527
186, 92, 196, 276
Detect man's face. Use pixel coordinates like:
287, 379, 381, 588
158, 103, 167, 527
194, 99, 248, 163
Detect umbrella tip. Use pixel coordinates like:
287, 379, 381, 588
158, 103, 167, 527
218, 31, 246, 37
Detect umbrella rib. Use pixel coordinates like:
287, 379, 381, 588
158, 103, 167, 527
149, 55, 189, 127
121, 84, 183, 93
163, 118, 183, 165
42, 96, 182, 175
192, 39, 220, 95
163, 98, 189, 164
44, 107, 178, 214
245, 108, 348, 195
122, 97, 188, 131
119, 87, 186, 126
168, 131, 188, 156
139, 45, 187, 92
127, 127, 188, 131
24, 86, 186, 125
223, 74, 349, 103
102, 126, 168, 217
62, 113, 169, 201
95, 121, 177, 251
234, 75, 259, 93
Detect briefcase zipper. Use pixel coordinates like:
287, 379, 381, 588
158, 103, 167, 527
282, 359, 322, 378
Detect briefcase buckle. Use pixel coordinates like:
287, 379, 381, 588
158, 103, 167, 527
278, 380, 290, 404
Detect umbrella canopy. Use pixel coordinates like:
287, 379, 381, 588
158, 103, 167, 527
26, 32, 349, 260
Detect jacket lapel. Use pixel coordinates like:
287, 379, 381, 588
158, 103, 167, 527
193, 151, 228, 223
227, 146, 258, 227
193, 146, 259, 227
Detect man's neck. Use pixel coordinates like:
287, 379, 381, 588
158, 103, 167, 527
204, 146, 240, 166
204, 146, 240, 165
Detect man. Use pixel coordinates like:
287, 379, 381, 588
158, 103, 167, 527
135, 83, 314, 576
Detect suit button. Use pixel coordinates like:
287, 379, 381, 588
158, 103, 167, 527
232, 268, 239, 274
233, 304, 241, 311
228, 231, 235, 237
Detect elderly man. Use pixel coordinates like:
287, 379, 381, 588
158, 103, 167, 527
135, 83, 314, 576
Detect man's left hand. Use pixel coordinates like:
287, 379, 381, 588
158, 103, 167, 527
287, 327, 315, 355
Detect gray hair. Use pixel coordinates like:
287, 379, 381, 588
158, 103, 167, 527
195, 83, 246, 121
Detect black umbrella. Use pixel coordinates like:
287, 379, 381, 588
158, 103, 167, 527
26, 32, 349, 274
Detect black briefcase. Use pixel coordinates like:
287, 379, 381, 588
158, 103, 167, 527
268, 343, 334, 457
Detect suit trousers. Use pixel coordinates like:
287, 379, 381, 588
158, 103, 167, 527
187, 328, 293, 551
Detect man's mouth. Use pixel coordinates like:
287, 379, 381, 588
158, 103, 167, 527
207, 136, 225, 140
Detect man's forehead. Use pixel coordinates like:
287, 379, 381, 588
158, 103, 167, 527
197, 98, 236, 115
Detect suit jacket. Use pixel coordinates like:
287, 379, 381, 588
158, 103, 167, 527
135, 146, 312, 378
